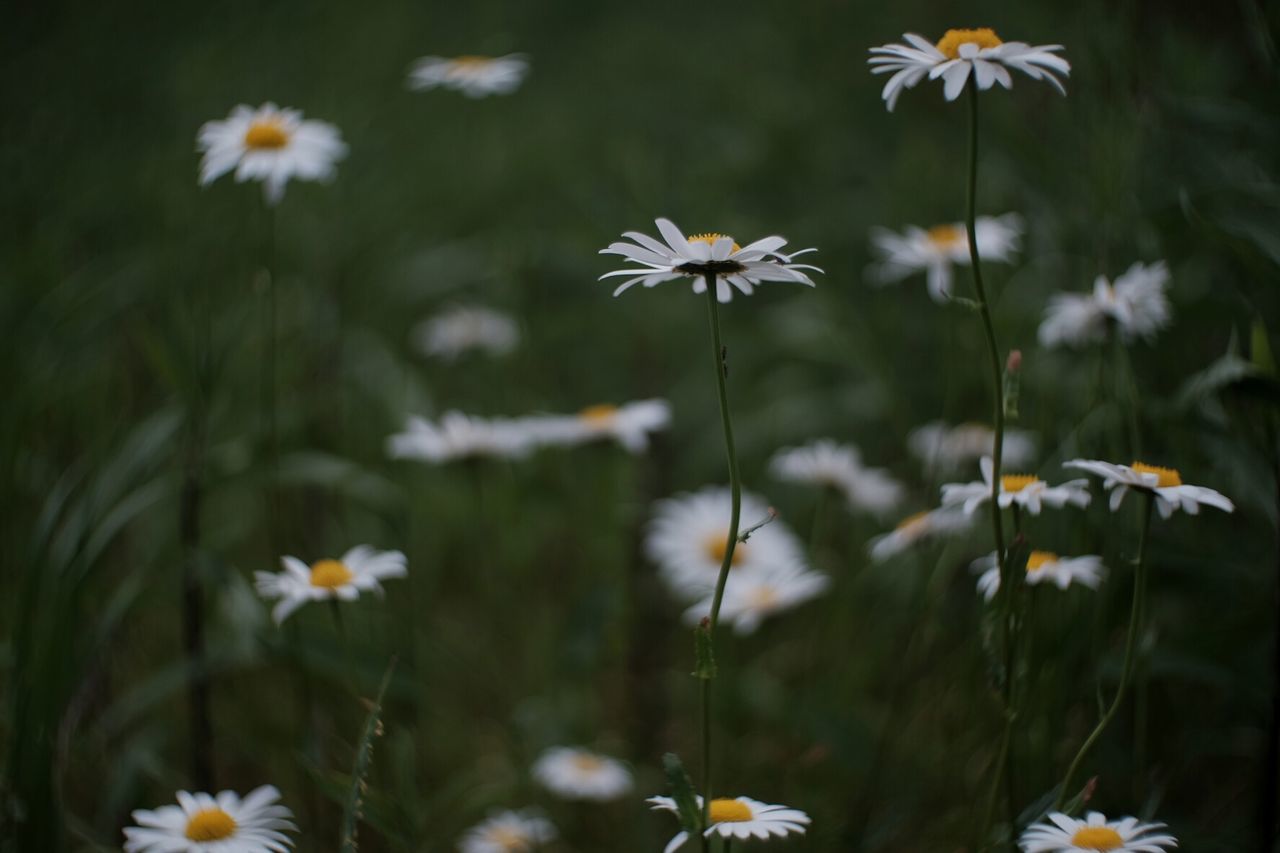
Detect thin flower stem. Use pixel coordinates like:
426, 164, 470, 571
180, 361, 213, 790
260, 203, 280, 547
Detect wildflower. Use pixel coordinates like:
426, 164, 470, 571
414, 305, 519, 360
458, 809, 556, 853
941, 456, 1091, 516
1018, 811, 1177, 852
406, 54, 529, 97
867, 506, 972, 562
531, 747, 633, 801
123, 784, 296, 852
386, 412, 538, 463
870, 215, 1022, 302
1063, 459, 1235, 518
196, 103, 347, 205
973, 550, 1105, 602
1039, 262, 1172, 348
908, 421, 1038, 472
868, 29, 1070, 111
600, 217, 820, 303
769, 439, 903, 517
530, 399, 671, 453
649, 795, 810, 852
684, 563, 830, 634
254, 546, 407, 625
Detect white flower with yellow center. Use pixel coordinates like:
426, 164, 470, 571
908, 421, 1038, 473
1018, 810, 1177, 852
867, 506, 973, 562
528, 399, 672, 453
386, 412, 539, 463
870, 214, 1022, 302
406, 54, 529, 97
600, 218, 820, 303
973, 550, 1105, 602
123, 784, 296, 852
769, 439, 903, 518
254, 546, 407, 625
942, 456, 1091, 516
531, 747, 633, 801
414, 305, 519, 360
458, 809, 556, 853
684, 563, 830, 635
648, 795, 810, 852
869, 28, 1070, 111
1039, 262, 1172, 348
1063, 459, 1235, 519
197, 103, 347, 206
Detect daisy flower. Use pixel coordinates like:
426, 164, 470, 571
529, 399, 672, 453
197, 103, 347, 205
870, 214, 1022, 302
531, 747, 633, 801
769, 439, 904, 517
1039, 262, 1172, 348
683, 563, 831, 635
406, 54, 529, 97
413, 305, 519, 360
1018, 810, 1177, 852
458, 809, 556, 853
973, 550, 1105, 602
868, 29, 1070, 111
867, 506, 973, 562
386, 412, 539, 463
1063, 459, 1235, 518
123, 784, 296, 852
649, 795, 810, 852
941, 456, 1091, 516
254, 546, 407, 625
600, 217, 820, 303
908, 421, 1038, 472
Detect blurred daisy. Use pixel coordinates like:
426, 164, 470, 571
1039, 262, 1172, 348
386, 412, 538, 463
908, 421, 1038, 472
684, 564, 830, 634
414, 306, 519, 360
600, 217, 820, 303
870, 214, 1022, 302
197, 103, 347, 205
868, 29, 1070, 111
458, 809, 556, 853
254, 546, 407, 625
123, 784, 296, 852
531, 747, 633, 801
1064, 459, 1235, 518
974, 550, 1105, 602
649, 795, 810, 852
769, 439, 904, 517
407, 54, 529, 97
530, 399, 672, 453
867, 506, 972, 562
941, 456, 1091, 516
1019, 810, 1177, 852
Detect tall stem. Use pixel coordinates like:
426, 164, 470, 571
180, 409, 212, 790
260, 203, 280, 545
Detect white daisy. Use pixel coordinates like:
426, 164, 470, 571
531, 747, 633, 801
1063, 459, 1235, 519
1018, 810, 1177, 852
868, 29, 1070, 111
908, 421, 1038, 472
1039, 262, 1172, 348
649, 795, 810, 853
867, 506, 973, 562
254, 546, 407, 625
600, 217, 820, 303
973, 550, 1105, 602
458, 809, 556, 853
527, 399, 672, 454
197, 103, 347, 206
684, 563, 830, 635
386, 412, 539, 463
870, 214, 1022, 302
406, 54, 529, 97
123, 784, 296, 853
941, 456, 1091, 516
413, 305, 519, 360
769, 439, 904, 517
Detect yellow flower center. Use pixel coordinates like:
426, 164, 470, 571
451, 55, 496, 68
936, 28, 1004, 59
243, 120, 290, 150
1131, 461, 1182, 488
925, 224, 965, 248
708, 798, 753, 823
310, 559, 354, 589
579, 404, 619, 424
703, 533, 746, 567
895, 510, 930, 532
483, 827, 528, 850
688, 233, 742, 253
1026, 551, 1057, 573
1000, 474, 1041, 493
185, 808, 237, 841
1069, 826, 1125, 850
571, 753, 604, 773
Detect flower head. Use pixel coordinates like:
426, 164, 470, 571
649, 795, 810, 852
531, 747, 633, 801
974, 550, 1105, 602
386, 412, 540, 463
684, 564, 830, 635
458, 809, 556, 853
197, 103, 347, 205
867, 506, 973, 562
908, 421, 1038, 473
414, 305, 519, 360
123, 784, 296, 852
529, 399, 672, 453
1063, 459, 1234, 518
941, 457, 1091, 516
1018, 810, 1177, 852
1039, 262, 1172, 348
600, 218, 820, 303
406, 54, 529, 97
870, 215, 1022, 302
769, 439, 904, 517
254, 546, 407, 625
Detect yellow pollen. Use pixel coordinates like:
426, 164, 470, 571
483, 827, 527, 850
703, 533, 746, 567
688, 233, 742, 253
1131, 461, 1182, 488
579, 404, 619, 424
895, 510, 930, 532
1026, 551, 1057, 573
451, 55, 495, 67
708, 798, 753, 823
571, 753, 604, 773
243, 120, 290, 150
185, 808, 237, 841
1000, 474, 1040, 493
1069, 826, 1125, 851
935, 28, 1004, 59
310, 559, 354, 589
925, 224, 965, 248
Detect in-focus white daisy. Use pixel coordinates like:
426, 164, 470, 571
867, 506, 973, 562
870, 214, 1022, 302
406, 54, 529, 97
769, 439, 904, 517
197, 103, 347, 205
254, 546, 407, 625
908, 421, 1038, 472
649, 795, 810, 853
941, 456, 1091, 516
1063, 459, 1235, 519
684, 563, 830, 635
413, 305, 519, 360
1018, 810, 1177, 852
528, 400, 672, 454
458, 809, 556, 853
869, 29, 1070, 111
531, 747, 633, 801
973, 550, 1105, 602
123, 784, 296, 853
386, 412, 539, 463
600, 217, 820, 303
1039, 262, 1172, 348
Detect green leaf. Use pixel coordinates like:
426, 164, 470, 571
340, 658, 397, 853
662, 753, 703, 835
693, 623, 716, 680
1252, 318, 1277, 377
